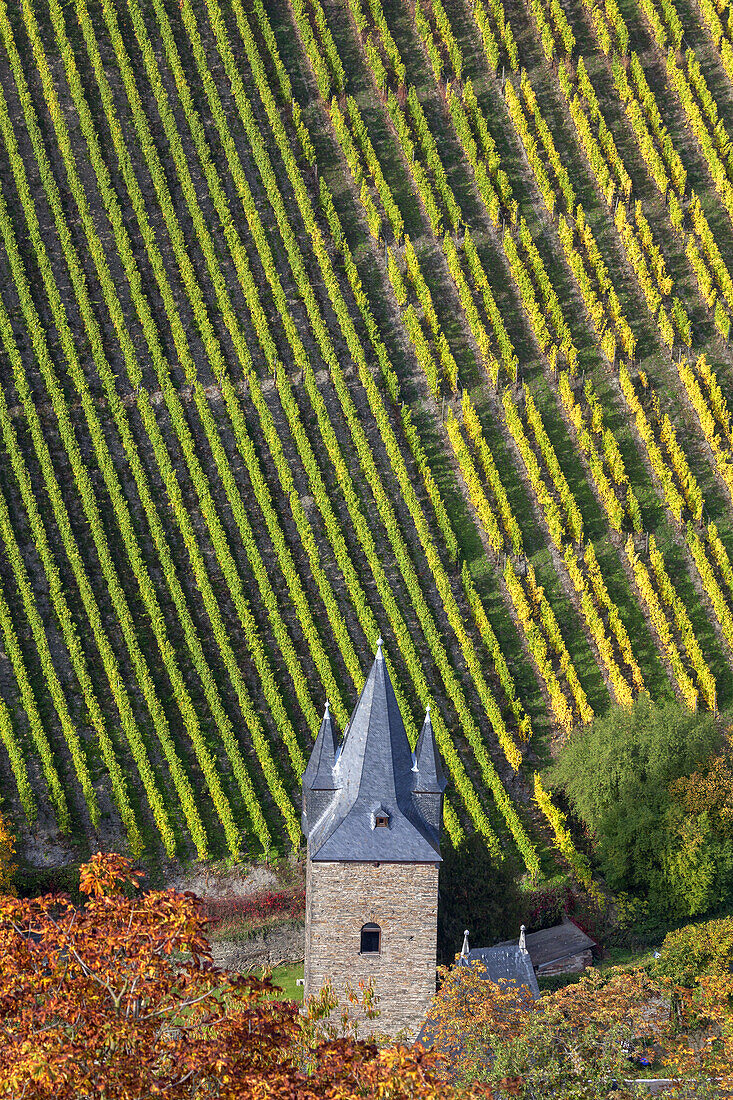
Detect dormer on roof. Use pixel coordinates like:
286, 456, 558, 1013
301, 640, 446, 862
371, 804, 391, 829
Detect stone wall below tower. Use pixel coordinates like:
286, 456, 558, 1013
304, 859, 439, 1039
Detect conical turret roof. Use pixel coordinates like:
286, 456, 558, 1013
413, 707, 447, 793
302, 700, 338, 792
303, 641, 442, 861
333, 638, 413, 803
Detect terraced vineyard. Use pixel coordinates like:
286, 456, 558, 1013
5, 0, 733, 874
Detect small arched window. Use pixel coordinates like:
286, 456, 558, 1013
360, 922, 381, 954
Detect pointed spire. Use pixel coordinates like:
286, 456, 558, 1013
519, 924, 527, 953
413, 707, 447, 792
302, 699, 339, 793
459, 929, 470, 963
303, 648, 444, 861
334, 641, 412, 790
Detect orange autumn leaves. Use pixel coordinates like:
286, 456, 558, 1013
0, 810, 14, 897
0, 851, 490, 1100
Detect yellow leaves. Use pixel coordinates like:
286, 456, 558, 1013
447, 412, 504, 555
534, 772, 594, 885
628, 539, 703, 709
79, 852, 143, 899
4, 853, 477, 1099
505, 560, 586, 730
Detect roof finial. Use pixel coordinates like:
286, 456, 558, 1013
324, 698, 330, 714
425, 703, 431, 717
519, 924, 527, 953
376, 636, 384, 657
460, 929, 470, 962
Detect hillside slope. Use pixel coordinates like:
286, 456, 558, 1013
1, 0, 732, 874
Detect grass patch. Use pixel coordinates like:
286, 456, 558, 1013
595, 945, 659, 972
266, 961, 304, 1002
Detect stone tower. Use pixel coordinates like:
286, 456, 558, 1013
302, 640, 446, 1038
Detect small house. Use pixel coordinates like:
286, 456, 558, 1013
495, 914, 597, 977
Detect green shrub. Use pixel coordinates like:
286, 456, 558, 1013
548, 695, 732, 918
653, 916, 733, 986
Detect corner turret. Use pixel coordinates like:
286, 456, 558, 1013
302, 640, 448, 1037
412, 706, 447, 845
301, 700, 338, 835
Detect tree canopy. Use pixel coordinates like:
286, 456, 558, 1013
437, 832, 522, 964
653, 915, 733, 987
424, 951, 733, 1097
0, 851, 494, 1100
547, 694, 732, 918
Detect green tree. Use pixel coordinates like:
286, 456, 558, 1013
547, 694, 730, 918
437, 832, 522, 964
653, 915, 733, 987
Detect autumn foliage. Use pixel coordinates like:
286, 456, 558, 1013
204, 885, 306, 929
422, 961, 667, 1096
0, 811, 16, 897
0, 851, 487, 1099
423, 954, 733, 1097
4, 850, 733, 1098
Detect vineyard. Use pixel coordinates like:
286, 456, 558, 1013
4, 0, 733, 876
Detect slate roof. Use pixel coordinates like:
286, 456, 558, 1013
415, 932, 538, 1051
463, 945, 540, 998
413, 707, 447, 793
495, 915, 596, 972
303, 700, 338, 790
302, 641, 444, 862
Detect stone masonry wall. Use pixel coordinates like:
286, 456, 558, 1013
305, 860, 440, 1039
537, 949, 593, 976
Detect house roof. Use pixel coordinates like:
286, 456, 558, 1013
496, 915, 596, 970
415, 934, 538, 1052
302, 641, 442, 862
463, 945, 540, 998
